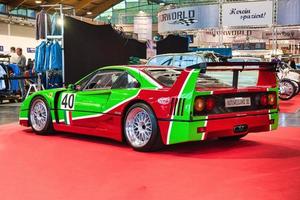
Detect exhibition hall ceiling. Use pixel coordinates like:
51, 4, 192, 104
0, 0, 123, 18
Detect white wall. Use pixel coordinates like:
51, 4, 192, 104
0, 35, 39, 60
0, 21, 38, 60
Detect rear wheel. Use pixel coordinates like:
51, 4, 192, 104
29, 96, 53, 135
219, 134, 248, 141
279, 79, 296, 100
124, 103, 163, 152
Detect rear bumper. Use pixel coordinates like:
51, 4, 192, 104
159, 111, 278, 145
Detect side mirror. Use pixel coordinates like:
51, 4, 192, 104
67, 84, 75, 90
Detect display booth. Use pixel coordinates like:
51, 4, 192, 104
157, 0, 300, 60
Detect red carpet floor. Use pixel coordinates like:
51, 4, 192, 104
280, 94, 300, 113
0, 124, 300, 200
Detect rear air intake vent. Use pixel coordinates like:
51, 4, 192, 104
170, 98, 185, 116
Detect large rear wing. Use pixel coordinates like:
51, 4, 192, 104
171, 62, 277, 93
188, 62, 277, 89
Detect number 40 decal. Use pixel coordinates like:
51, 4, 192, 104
61, 93, 76, 110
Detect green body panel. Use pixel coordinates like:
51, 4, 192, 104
19, 66, 159, 124
168, 69, 210, 144
168, 120, 207, 144
19, 88, 67, 121
269, 110, 279, 130
268, 86, 279, 130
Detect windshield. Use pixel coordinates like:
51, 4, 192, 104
147, 54, 205, 68
147, 55, 173, 66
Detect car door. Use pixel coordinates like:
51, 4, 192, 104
58, 70, 124, 129
100, 71, 141, 136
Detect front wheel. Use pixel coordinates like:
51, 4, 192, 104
29, 96, 53, 135
124, 103, 163, 152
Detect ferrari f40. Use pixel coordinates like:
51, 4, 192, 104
19, 62, 278, 151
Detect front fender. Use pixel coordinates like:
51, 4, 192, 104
19, 88, 67, 125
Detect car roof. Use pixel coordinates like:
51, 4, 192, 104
149, 51, 214, 57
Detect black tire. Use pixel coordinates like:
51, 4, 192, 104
29, 96, 53, 135
279, 79, 296, 100
219, 134, 248, 141
124, 103, 163, 152
290, 80, 300, 96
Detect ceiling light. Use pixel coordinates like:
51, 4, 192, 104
35, 0, 42, 4
86, 11, 92, 15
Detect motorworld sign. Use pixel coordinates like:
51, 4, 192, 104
158, 5, 219, 33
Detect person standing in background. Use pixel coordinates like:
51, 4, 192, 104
16, 48, 26, 72
10, 47, 18, 64
16, 48, 26, 97
288, 56, 296, 69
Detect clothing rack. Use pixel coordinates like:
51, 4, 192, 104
39, 4, 75, 85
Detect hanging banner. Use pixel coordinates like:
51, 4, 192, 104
277, 0, 300, 26
262, 29, 300, 40
158, 5, 219, 33
198, 30, 263, 44
222, 1, 273, 27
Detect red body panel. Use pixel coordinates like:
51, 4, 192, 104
205, 113, 270, 139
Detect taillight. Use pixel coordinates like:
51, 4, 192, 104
194, 98, 205, 112
268, 93, 276, 106
206, 97, 215, 111
259, 93, 277, 108
260, 95, 268, 106
194, 97, 216, 113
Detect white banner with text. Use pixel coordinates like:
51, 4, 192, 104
222, 1, 273, 27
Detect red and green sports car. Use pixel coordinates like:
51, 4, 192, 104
19, 62, 278, 151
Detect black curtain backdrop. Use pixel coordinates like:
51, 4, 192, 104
156, 35, 189, 55
64, 17, 146, 84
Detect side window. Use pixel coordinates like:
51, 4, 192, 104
173, 56, 183, 67
148, 56, 173, 66
112, 73, 140, 89
180, 55, 199, 67
84, 71, 123, 90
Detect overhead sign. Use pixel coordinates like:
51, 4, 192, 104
277, 0, 300, 26
158, 5, 219, 33
27, 47, 35, 53
222, 1, 273, 27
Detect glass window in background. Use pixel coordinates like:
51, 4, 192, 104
0, 3, 6, 13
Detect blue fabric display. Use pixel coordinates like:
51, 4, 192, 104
34, 41, 46, 73
0, 65, 6, 90
51, 13, 61, 36
44, 42, 52, 71
8, 64, 21, 92
34, 41, 62, 72
49, 41, 62, 70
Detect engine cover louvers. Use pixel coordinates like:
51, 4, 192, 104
170, 98, 185, 116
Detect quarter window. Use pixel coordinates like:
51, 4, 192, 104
84, 71, 124, 90
112, 73, 140, 89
